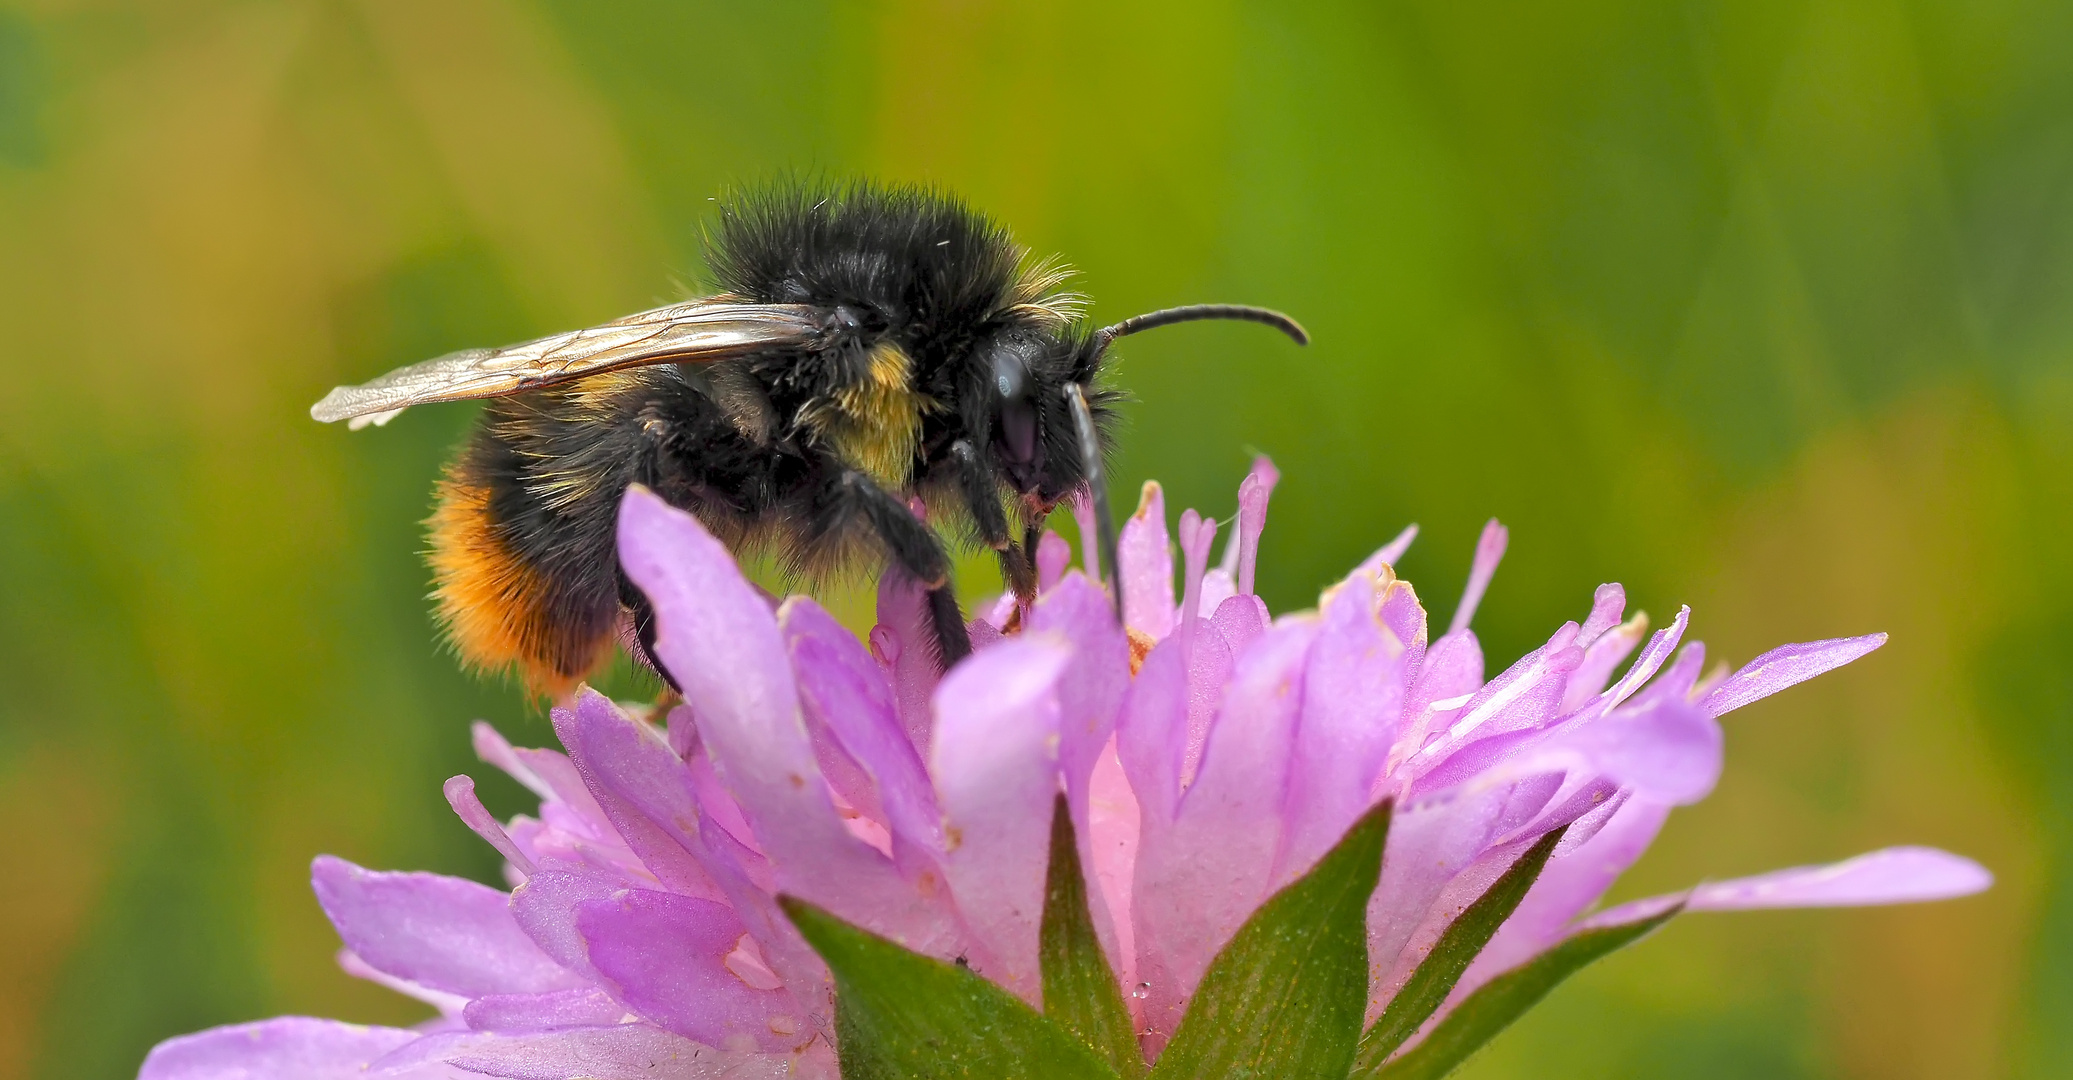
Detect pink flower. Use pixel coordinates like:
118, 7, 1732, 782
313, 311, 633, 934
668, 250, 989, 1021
140, 460, 1989, 1079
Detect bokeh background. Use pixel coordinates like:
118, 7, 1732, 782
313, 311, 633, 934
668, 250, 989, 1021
0, 0, 2068, 1077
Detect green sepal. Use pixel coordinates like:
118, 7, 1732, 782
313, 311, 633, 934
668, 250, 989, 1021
1040, 794, 1147, 1078
1351, 826, 1568, 1074
779, 896, 1121, 1080
1146, 801, 1393, 1080
1368, 902, 1684, 1080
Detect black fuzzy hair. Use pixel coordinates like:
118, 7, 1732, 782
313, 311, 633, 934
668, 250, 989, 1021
704, 179, 1037, 367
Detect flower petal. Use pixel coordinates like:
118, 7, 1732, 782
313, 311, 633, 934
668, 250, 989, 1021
140, 1018, 445, 1080
1604, 606, 1690, 709
1680, 847, 1991, 910
1472, 695, 1724, 806
870, 567, 942, 750
1117, 635, 1189, 829
550, 695, 730, 901
1027, 573, 1132, 814
1353, 523, 1420, 579
576, 887, 801, 1051
1233, 456, 1280, 596
1037, 529, 1071, 592
462, 988, 628, 1033
781, 597, 941, 855
1447, 519, 1507, 635
369, 1024, 798, 1080
1119, 480, 1176, 639
1449, 795, 1669, 1000
311, 857, 582, 998
337, 950, 469, 1018
1561, 610, 1648, 712
1365, 784, 1518, 1015
930, 636, 1072, 1000
1277, 574, 1407, 888
445, 775, 535, 878
1703, 633, 1888, 717
1135, 618, 1319, 1038
616, 490, 948, 953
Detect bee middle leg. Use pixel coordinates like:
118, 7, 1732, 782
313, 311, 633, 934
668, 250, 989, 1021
948, 439, 1036, 604
818, 467, 973, 669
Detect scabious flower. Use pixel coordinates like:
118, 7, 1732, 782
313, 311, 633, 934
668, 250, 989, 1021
140, 460, 1989, 1080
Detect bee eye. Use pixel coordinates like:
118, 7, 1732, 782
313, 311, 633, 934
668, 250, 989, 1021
1001, 396, 1038, 465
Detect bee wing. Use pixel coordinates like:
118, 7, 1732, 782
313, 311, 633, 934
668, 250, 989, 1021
310, 300, 824, 425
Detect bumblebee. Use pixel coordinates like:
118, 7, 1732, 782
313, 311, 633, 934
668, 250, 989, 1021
314, 181, 1305, 697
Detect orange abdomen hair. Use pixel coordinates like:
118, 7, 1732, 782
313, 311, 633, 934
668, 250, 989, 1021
426, 471, 615, 699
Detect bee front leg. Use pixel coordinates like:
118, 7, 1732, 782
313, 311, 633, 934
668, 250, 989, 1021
821, 467, 973, 670
948, 439, 1036, 605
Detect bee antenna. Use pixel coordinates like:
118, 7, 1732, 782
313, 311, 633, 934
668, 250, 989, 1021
1096, 304, 1309, 349
1064, 383, 1122, 621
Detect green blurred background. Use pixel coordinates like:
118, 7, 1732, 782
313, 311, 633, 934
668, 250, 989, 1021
0, 0, 2067, 1076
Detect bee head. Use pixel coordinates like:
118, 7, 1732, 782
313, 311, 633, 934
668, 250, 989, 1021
983, 328, 1115, 509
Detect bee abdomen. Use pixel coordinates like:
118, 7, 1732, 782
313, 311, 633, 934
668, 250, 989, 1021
427, 425, 624, 698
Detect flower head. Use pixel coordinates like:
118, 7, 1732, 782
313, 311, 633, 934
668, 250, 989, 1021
142, 460, 1988, 1079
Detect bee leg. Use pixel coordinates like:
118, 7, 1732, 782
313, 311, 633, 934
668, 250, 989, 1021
826, 468, 973, 669
948, 439, 1036, 605
617, 577, 683, 693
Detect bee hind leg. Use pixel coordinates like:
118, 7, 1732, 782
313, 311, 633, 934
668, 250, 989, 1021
616, 576, 683, 693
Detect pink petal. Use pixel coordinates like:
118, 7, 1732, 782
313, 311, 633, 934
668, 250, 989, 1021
140, 1018, 446, 1080
1086, 739, 1143, 996
1182, 615, 1237, 789
1198, 567, 1238, 618
1475, 696, 1724, 806
472, 724, 614, 843
1703, 633, 1888, 717
1210, 592, 1269, 656
1604, 606, 1690, 709
1393, 629, 1485, 770
445, 775, 536, 878
1277, 574, 1407, 888
311, 857, 583, 998
575, 888, 801, 1051
1447, 519, 1508, 635
1028, 573, 1133, 815
337, 950, 469, 1018
1175, 509, 1218, 657
1560, 610, 1649, 713
1234, 456, 1280, 596
870, 569, 940, 750
369, 1024, 796, 1080
930, 636, 1072, 1001
1119, 480, 1176, 639
781, 597, 941, 855
509, 870, 629, 985
552, 692, 846, 1010
462, 988, 627, 1033
1366, 784, 1519, 1013
1117, 635, 1189, 829
1452, 795, 1669, 997
1378, 577, 1429, 669
549, 696, 729, 901
616, 491, 947, 953
1576, 584, 1626, 648
1404, 623, 1584, 789
1037, 529, 1072, 592
1353, 523, 1420, 579
1680, 847, 1990, 910
1135, 618, 1319, 1045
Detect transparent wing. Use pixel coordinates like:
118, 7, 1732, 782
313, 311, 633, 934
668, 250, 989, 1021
310, 300, 824, 425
